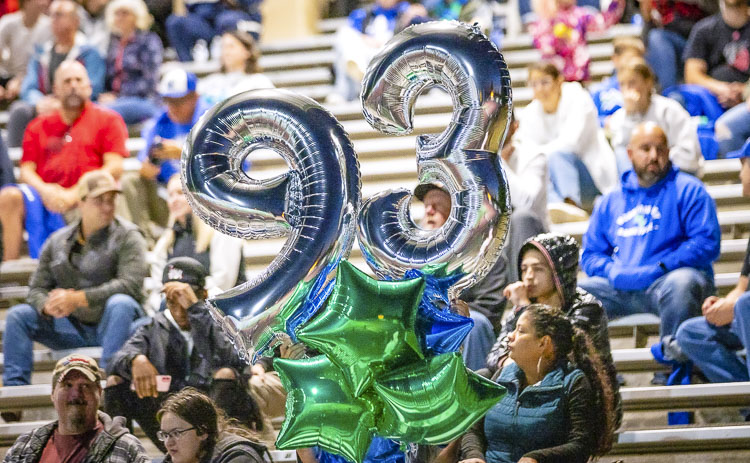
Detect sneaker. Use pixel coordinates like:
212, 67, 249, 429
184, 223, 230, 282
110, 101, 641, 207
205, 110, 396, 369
548, 202, 589, 224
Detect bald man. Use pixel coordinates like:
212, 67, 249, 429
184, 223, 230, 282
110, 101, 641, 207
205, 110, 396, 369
578, 122, 720, 382
0, 61, 128, 261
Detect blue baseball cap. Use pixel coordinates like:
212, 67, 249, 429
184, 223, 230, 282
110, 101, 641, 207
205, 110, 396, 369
724, 139, 750, 159
159, 68, 198, 98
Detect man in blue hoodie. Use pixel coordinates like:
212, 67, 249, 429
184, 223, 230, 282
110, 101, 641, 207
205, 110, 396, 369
579, 122, 720, 351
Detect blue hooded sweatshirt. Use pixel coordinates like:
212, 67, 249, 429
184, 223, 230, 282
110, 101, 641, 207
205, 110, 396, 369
581, 166, 720, 291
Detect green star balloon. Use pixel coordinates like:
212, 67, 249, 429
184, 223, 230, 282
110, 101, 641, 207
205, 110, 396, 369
274, 355, 380, 463
297, 260, 425, 397
374, 352, 506, 444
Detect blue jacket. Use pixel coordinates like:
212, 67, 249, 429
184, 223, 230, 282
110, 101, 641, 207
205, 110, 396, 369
348, 2, 410, 33
581, 166, 720, 291
138, 97, 211, 184
484, 362, 593, 463
21, 32, 105, 105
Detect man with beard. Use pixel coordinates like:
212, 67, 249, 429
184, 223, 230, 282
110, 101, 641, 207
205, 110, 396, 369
579, 122, 720, 382
0, 60, 127, 261
3, 354, 149, 463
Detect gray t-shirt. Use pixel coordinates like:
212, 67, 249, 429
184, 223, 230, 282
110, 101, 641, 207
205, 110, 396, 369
0, 12, 52, 78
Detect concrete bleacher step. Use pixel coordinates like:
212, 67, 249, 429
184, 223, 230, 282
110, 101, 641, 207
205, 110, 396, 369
0, 347, 102, 375
612, 424, 750, 454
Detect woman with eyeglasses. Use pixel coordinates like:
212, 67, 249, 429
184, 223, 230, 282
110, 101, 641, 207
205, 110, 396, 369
516, 61, 617, 223
157, 388, 266, 463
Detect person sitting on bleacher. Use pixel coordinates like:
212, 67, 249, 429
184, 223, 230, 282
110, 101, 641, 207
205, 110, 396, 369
606, 57, 702, 176
104, 257, 271, 451
0, 60, 128, 262
484, 232, 622, 425
118, 69, 210, 243
2, 170, 146, 396
684, 0, 750, 110
516, 61, 617, 223
97, 0, 163, 125
196, 29, 273, 107
589, 36, 645, 126
676, 148, 750, 385
0, 0, 52, 105
329, 0, 412, 103
165, 0, 261, 62
2, 353, 149, 463
579, 121, 720, 383
6, 0, 105, 148
143, 174, 246, 314
715, 83, 750, 157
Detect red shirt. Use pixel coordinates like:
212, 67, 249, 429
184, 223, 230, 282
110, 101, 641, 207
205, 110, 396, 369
21, 102, 129, 188
38, 421, 103, 463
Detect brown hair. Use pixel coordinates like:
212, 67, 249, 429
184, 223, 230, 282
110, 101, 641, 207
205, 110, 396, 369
222, 30, 261, 74
524, 304, 618, 457
618, 57, 655, 82
613, 36, 645, 57
157, 388, 260, 459
527, 61, 561, 80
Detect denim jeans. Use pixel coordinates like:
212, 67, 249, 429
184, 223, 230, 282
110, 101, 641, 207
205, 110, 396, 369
675, 291, 750, 383
547, 151, 601, 208
2, 294, 142, 386
579, 267, 713, 339
715, 103, 750, 157
463, 310, 496, 371
104, 97, 161, 125
166, 4, 256, 61
645, 28, 687, 91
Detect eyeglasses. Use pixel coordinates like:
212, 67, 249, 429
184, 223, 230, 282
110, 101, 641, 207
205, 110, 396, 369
156, 427, 196, 442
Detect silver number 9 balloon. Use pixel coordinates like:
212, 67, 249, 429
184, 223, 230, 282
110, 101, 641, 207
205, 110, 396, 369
358, 21, 512, 297
182, 89, 361, 362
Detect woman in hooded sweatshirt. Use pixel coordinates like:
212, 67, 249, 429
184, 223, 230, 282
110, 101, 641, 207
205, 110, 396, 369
485, 232, 622, 429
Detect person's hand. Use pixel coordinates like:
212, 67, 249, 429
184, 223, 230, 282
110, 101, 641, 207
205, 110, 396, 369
703, 296, 735, 326
97, 92, 117, 104
701, 295, 719, 313
458, 459, 486, 463
5, 76, 21, 100
715, 82, 744, 108
280, 342, 306, 360
36, 96, 61, 115
503, 281, 530, 307
518, 458, 538, 463
622, 88, 642, 113
131, 354, 159, 398
43, 289, 84, 318
163, 281, 198, 310
150, 140, 183, 160
139, 160, 160, 180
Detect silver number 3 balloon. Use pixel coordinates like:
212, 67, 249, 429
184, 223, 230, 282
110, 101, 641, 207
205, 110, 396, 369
358, 21, 512, 297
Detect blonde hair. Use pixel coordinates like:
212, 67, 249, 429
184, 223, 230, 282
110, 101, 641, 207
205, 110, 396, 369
618, 57, 655, 83
105, 0, 153, 33
613, 36, 645, 57
154, 175, 214, 257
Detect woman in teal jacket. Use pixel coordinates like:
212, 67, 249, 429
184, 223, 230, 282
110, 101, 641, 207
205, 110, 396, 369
460, 304, 617, 463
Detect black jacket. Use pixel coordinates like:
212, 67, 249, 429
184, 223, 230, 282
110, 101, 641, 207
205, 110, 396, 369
485, 233, 622, 428
107, 301, 244, 391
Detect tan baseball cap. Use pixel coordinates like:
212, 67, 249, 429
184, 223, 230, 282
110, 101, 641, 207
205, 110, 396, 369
77, 171, 121, 200
52, 353, 103, 386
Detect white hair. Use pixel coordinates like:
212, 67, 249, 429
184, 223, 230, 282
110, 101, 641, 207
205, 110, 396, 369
105, 0, 153, 32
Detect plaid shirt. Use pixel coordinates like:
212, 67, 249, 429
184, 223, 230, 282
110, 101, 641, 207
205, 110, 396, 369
3, 411, 149, 463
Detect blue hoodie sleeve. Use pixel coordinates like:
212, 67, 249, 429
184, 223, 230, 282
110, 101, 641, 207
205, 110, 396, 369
659, 179, 720, 273
581, 197, 615, 279
20, 51, 43, 104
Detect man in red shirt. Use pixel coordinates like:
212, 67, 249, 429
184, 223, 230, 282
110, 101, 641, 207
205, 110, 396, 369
0, 60, 128, 261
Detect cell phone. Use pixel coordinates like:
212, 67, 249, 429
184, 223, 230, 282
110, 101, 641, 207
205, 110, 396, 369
130, 375, 172, 392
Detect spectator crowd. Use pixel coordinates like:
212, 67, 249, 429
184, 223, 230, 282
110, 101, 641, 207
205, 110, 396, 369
0, 0, 749, 462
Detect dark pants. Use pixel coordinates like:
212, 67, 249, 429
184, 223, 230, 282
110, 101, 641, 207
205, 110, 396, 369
104, 382, 166, 453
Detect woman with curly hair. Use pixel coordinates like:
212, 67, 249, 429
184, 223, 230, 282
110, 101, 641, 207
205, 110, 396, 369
460, 304, 618, 463
157, 387, 267, 463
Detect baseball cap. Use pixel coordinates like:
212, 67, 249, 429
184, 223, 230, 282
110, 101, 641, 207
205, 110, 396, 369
159, 68, 198, 99
52, 354, 103, 386
414, 183, 448, 201
724, 139, 750, 159
77, 170, 121, 200
162, 256, 208, 288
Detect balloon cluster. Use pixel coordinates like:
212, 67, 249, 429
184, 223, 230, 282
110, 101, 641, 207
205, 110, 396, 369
182, 21, 512, 463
